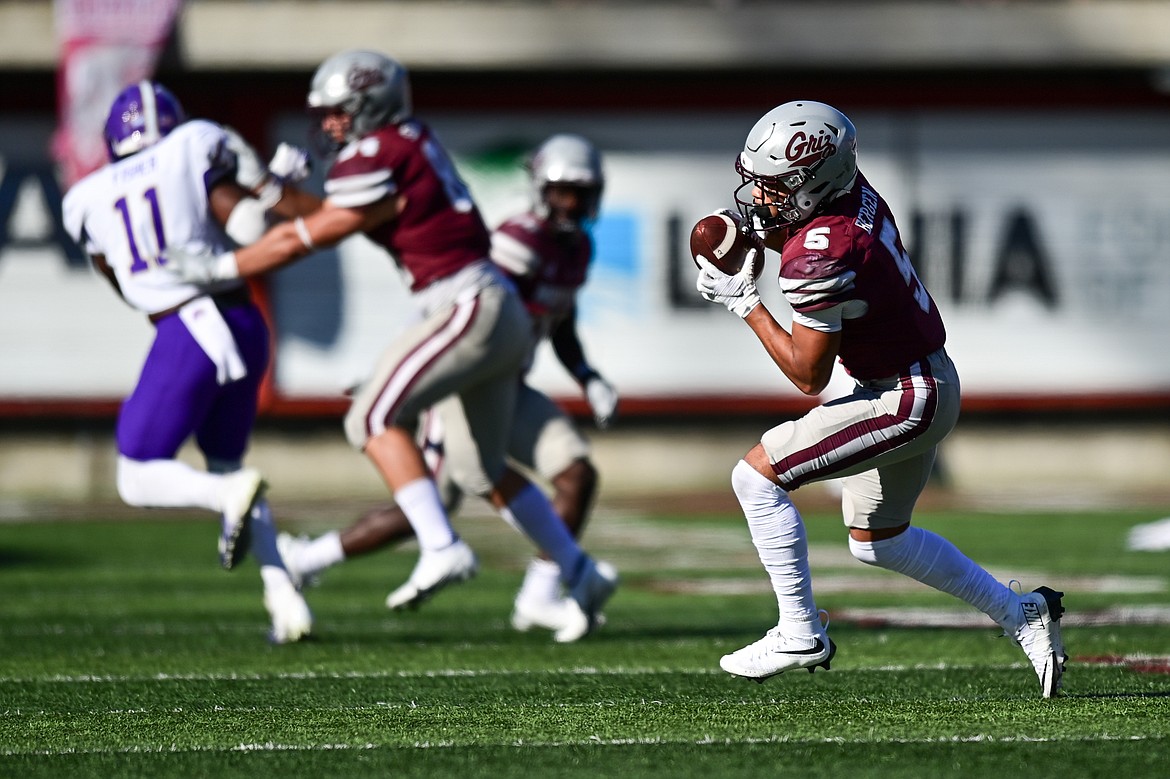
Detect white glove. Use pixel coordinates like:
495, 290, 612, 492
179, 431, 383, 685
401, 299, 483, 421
163, 245, 239, 284
585, 375, 619, 429
222, 126, 268, 190
268, 143, 312, 183
695, 250, 761, 318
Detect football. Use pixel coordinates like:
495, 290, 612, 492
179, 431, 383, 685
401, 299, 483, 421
689, 212, 765, 278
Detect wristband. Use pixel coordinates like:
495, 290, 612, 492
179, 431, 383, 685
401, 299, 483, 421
214, 252, 240, 280
572, 364, 599, 386
293, 217, 315, 250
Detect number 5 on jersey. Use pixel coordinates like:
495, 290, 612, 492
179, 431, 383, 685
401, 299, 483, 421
879, 219, 931, 313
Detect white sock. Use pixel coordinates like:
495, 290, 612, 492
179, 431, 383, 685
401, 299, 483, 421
848, 526, 1017, 625
515, 558, 563, 606
502, 484, 585, 583
395, 477, 457, 551
260, 564, 297, 591
731, 459, 821, 642
248, 498, 284, 569
296, 531, 346, 579
116, 456, 224, 511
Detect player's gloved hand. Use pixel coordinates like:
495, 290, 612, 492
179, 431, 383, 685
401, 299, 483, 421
585, 374, 619, 429
163, 245, 240, 284
268, 143, 312, 183
695, 251, 761, 319
222, 126, 268, 190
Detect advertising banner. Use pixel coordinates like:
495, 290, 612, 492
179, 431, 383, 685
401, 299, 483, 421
2, 109, 1168, 412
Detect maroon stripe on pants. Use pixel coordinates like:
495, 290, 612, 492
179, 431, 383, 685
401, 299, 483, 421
363, 296, 480, 439
774, 360, 938, 490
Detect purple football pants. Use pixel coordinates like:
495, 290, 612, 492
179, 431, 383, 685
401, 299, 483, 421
116, 301, 270, 463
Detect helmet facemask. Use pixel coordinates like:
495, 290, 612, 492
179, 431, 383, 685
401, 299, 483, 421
307, 105, 354, 156
733, 159, 824, 231
541, 183, 602, 234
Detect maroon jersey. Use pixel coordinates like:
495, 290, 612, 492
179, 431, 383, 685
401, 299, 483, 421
777, 171, 946, 379
490, 211, 592, 331
324, 120, 492, 291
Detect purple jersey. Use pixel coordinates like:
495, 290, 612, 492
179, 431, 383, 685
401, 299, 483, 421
324, 120, 492, 291
776, 171, 946, 380
490, 212, 592, 327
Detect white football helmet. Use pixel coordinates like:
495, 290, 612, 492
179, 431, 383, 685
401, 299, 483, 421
528, 134, 604, 232
734, 101, 857, 231
307, 49, 412, 148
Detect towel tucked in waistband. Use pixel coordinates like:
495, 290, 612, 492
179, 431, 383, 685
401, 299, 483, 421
177, 296, 247, 385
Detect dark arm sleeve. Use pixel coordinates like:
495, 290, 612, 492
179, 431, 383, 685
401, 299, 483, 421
550, 307, 596, 386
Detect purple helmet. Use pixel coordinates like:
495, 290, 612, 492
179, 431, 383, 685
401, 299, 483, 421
103, 81, 186, 161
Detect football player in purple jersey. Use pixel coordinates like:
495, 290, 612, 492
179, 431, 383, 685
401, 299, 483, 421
276, 134, 618, 642
694, 101, 1067, 697
169, 51, 617, 631
62, 81, 317, 643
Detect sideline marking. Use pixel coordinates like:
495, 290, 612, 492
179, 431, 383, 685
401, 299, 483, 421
4, 653, 1167, 686
3, 731, 1161, 758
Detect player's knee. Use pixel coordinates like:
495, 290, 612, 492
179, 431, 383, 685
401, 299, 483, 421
115, 456, 151, 507
848, 525, 914, 568
847, 536, 881, 566
342, 407, 369, 450
731, 458, 777, 502
556, 458, 598, 504
551, 458, 599, 533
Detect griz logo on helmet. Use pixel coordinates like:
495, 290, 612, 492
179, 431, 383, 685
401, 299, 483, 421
347, 66, 385, 92
784, 131, 837, 169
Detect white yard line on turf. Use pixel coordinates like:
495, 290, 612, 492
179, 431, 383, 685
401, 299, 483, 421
3, 654, 1167, 685
2, 731, 1162, 758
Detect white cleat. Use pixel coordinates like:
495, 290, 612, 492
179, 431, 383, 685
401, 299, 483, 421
264, 580, 313, 644
219, 469, 266, 571
719, 628, 836, 682
511, 596, 603, 643
1007, 586, 1067, 698
1126, 517, 1170, 552
564, 557, 618, 640
276, 532, 315, 590
385, 538, 478, 611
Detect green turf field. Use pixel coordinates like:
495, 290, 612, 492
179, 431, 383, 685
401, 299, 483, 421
1, 502, 1168, 777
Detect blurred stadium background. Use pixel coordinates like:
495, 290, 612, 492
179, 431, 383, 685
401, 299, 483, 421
1, 0, 1168, 512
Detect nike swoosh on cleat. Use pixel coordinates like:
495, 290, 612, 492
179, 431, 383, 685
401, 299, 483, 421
781, 639, 827, 656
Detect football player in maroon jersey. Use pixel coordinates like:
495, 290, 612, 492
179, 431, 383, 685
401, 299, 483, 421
695, 101, 1067, 697
276, 134, 619, 642
169, 51, 617, 631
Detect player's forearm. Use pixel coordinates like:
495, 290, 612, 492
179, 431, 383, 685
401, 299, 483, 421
744, 307, 827, 396
268, 186, 323, 219
233, 220, 315, 277
550, 317, 593, 383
